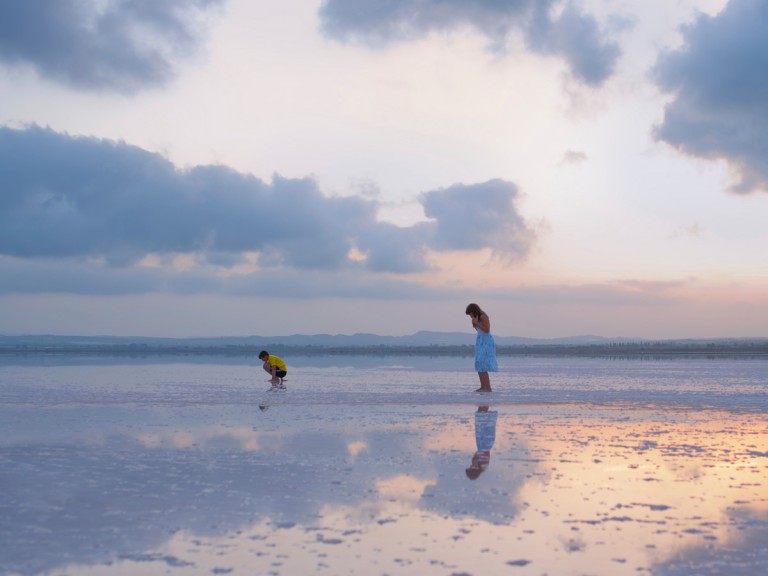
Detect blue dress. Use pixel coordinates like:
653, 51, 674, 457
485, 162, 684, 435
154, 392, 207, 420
474, 328, 498, 372
475, 410, 498, 451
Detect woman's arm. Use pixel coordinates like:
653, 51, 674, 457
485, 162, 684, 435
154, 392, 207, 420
477, 313, 491, 333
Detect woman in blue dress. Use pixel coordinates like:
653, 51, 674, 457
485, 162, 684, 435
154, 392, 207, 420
465, 303, 497, 392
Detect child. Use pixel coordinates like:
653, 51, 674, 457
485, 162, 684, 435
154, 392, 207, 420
259, 350, 288, 388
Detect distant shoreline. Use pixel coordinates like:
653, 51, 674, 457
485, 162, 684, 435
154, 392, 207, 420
3, 341, 768, 359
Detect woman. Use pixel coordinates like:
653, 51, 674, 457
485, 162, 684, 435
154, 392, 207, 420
465, 303, 498, 392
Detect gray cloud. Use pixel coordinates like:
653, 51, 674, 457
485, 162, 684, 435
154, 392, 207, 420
0, 0, 222, 93
0, 126, 536, 295
317, 0, 620, 86
355, 221, 433, 273
0, 257, 449, 299
0, 125, 373, 270
653, 0, 768, 194
524, 2, 621, 85
420, 179, 535, 260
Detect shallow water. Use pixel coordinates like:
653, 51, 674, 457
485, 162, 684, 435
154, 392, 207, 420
1, 356, 766, 575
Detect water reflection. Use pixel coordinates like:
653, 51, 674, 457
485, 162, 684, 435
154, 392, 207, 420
465, 405, 498, 480
1, 403, 767, 575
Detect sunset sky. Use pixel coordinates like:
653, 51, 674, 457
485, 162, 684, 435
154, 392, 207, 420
1, 0, 767, 338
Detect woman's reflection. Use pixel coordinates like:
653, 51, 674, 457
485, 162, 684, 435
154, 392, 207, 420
465, 405, 498, 480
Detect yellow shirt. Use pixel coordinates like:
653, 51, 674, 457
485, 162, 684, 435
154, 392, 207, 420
266, 355, 287, 371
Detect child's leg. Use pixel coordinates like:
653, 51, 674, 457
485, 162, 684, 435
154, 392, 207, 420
263, 362, 279, 384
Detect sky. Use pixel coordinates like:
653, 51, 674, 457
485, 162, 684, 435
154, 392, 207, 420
1, 0, 767, 339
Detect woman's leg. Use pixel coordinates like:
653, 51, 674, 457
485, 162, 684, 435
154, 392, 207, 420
478, 372, 492, 392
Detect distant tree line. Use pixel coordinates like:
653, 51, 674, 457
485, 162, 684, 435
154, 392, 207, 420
3, 340, 768, 359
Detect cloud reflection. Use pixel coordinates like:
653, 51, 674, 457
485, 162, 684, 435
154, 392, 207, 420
2, 403, 766, 575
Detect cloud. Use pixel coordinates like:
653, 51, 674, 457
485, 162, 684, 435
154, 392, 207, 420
317, 0, 620, 86
0, 0, 223, 93
669, 223, 702, 239
355, 221, 433, 273
0, 257, 451, 299
653, 0, 768, 194
524, 1, 621, 85
357, 180, 536, 272
560, 149, 587, 165
420, 180, 535, 260
0, 125, 372, 269
0, 125, 536, 295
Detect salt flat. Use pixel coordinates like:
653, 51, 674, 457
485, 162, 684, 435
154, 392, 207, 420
1, 356, 766, 575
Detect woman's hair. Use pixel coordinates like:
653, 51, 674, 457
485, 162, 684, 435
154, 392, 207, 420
465, 303, 485, 318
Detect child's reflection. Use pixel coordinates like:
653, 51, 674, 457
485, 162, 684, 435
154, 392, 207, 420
465, 406, 498, 480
